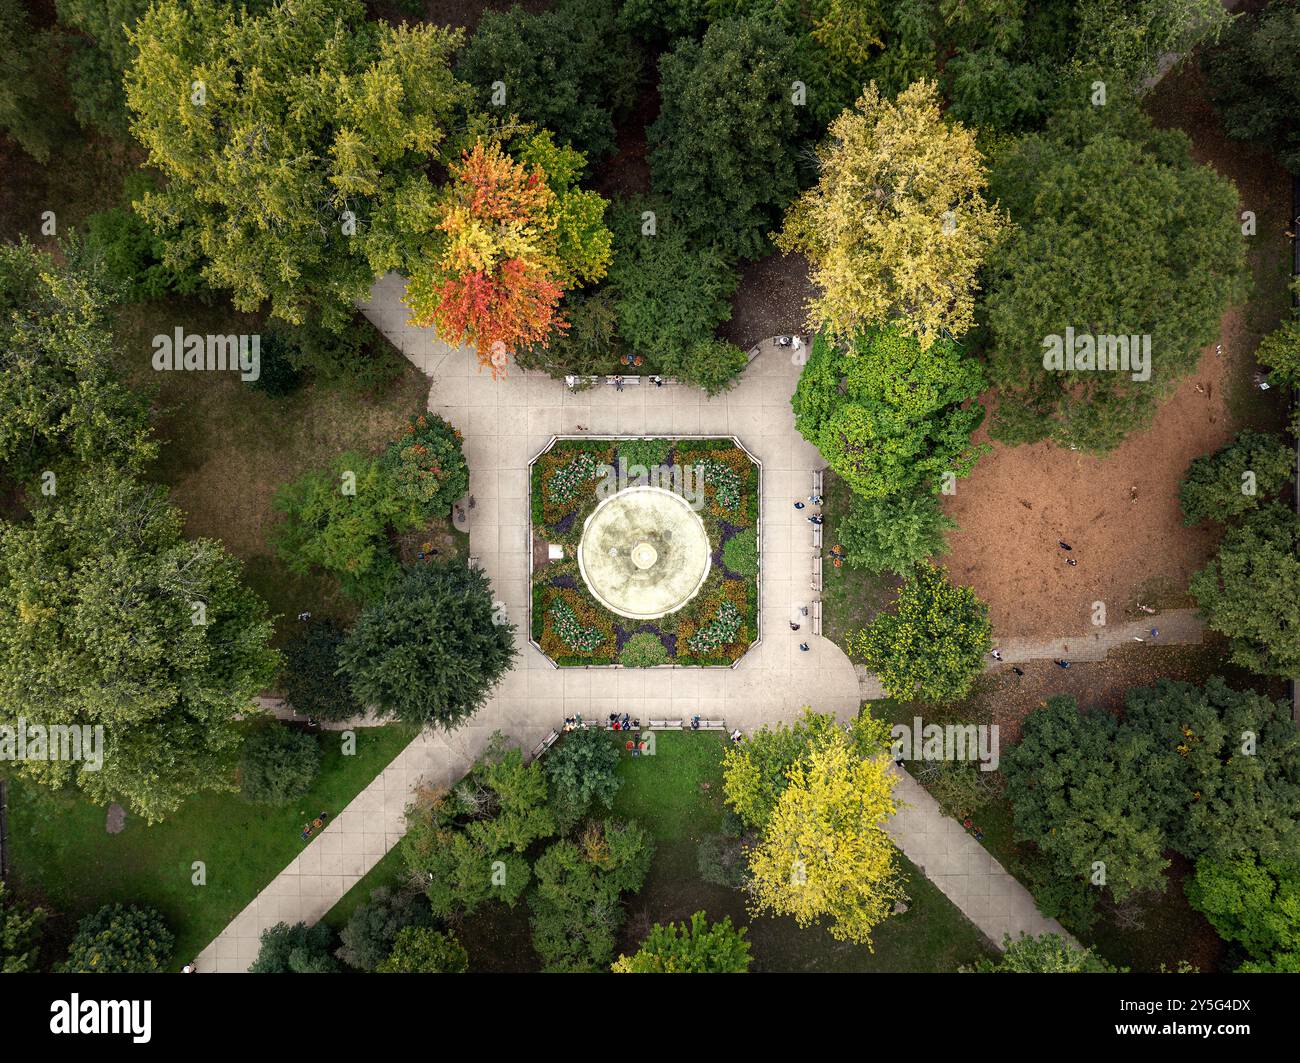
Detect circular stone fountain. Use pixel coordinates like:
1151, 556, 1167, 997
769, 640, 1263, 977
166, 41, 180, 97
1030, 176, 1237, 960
577, 485, 711, 620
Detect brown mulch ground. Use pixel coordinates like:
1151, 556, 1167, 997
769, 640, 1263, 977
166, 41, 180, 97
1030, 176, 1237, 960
943, 63, 1292, 642
720, 252, 816, 349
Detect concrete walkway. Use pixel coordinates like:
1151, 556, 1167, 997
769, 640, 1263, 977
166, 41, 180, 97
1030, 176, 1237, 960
197, 273, 1062, 970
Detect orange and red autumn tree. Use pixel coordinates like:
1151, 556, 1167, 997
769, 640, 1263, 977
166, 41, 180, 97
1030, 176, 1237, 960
406, 133, 611, 373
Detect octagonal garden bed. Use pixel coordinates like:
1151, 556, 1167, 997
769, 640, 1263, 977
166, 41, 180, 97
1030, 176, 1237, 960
529, 436, 761, 667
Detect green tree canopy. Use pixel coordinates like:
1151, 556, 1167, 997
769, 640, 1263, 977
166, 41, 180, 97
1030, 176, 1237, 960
339, 562, 517, 729
1005, 678, 1300, 903
125, 0, 469, 329
456, 0, 640, 160
238, 723, 322, 805
849, 563, 992, 703
606, 198, 739, 370
1189, 504, 1300, 679
964, 932, 1121, 973
792, 328, 987, 499
837, 490, 954, 575
336, 888, 432, 971
249, 920, 340, 973
984, 97, 1249, 452
60, 904, 174, 973
0, 0, 71, 159
1202, 0, 1300, 173
1186, 855, 1300, 972
530, 819, 654, 972
647, 16, 802, 260
544, 727, 623, 831
281, 619, 364, 723
403, 736, 555, 918
0, 472, 279, 821
0, 882, 46, 973
1003, 695, 1172, 902
1179, 430, 1295, 526
612, 911, 752, 972
376, 926, 469, 973
0, 239, 156, 485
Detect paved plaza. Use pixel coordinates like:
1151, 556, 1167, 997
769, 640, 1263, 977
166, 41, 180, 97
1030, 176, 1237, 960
196, 273, 1068, 972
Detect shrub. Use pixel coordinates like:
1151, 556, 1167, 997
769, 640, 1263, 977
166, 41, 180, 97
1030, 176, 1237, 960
250, 921, 340, 973
281, 619, 364, 723
376, 926, 469, 973
722, 527, 758, 577
383, 413, 469, 519
672, 338, 750, 396
612, 911, 751, 972
246, 325, 304, 398
60, 904, 173, 973
336, 888, 432, 971
837, 491, 955, 575
687, 601, 742, 655
619, 632, 669, 667
545, 727, 623, 830
616, 438, 671, 473
238, 724, 322, 805
964, 933, 1121, 973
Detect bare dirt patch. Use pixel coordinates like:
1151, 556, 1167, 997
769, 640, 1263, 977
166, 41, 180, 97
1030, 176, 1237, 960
943, 65, 1291, 642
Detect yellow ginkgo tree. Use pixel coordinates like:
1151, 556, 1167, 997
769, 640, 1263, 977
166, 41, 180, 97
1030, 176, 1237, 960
777, 78, 1007, 349
737, 714, 905, 947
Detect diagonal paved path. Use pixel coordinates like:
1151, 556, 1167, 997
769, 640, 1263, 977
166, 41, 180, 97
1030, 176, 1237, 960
197, 273, 1064, 970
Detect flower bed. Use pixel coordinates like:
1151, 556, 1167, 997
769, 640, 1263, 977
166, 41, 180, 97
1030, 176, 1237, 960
530, 437, 760, 666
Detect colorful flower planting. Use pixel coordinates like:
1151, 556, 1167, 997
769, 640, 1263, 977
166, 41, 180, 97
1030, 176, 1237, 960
530, 437, 760, 666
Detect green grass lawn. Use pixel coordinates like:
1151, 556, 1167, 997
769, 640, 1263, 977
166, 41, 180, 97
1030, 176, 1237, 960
610, 730, 996, 972
4, 723, 415, 970
819, 470, 899, 652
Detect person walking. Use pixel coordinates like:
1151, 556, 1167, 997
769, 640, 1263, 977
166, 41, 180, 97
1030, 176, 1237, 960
1012, 666, 1025, 677
1058, 540, 1072, 551
794, 500, 805, 510
1066, 558, 1078, 567
799, 642, 810, 652
1055, 659, 1070, 669
991, 648, 1003, 662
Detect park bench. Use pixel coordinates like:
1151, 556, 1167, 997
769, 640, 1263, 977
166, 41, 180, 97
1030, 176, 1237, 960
693, 719, 726, 731
813, 469, 824, 497
811, 554, 822, 592
530, 729, 560, 761
812, 522, 822, 549
812, 601, 823, 637
648, 719, 684, 730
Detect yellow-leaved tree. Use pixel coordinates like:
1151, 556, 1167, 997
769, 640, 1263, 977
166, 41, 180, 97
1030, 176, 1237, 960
728, 710, 905, 947
777, 79, 1007, 349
